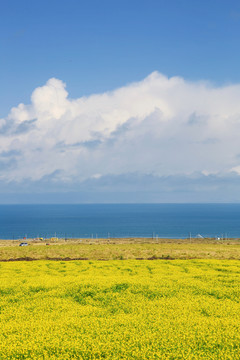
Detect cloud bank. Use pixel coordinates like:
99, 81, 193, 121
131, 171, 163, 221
1, 72, 240, 201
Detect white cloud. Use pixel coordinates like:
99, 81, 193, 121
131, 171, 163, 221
1, 71, 240, 183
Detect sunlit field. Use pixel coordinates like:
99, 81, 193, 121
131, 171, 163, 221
2, 238, 240, 261
1, 259, 240, 359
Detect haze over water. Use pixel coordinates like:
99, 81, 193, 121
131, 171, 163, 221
0, 204, 240, 240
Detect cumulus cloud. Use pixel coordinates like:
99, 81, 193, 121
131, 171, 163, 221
1, 72, 240, 186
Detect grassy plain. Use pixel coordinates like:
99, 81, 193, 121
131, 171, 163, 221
1, 259, 240, 359
1, 238, 240, 261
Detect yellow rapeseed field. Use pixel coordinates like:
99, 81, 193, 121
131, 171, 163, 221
0, 259, 240, 359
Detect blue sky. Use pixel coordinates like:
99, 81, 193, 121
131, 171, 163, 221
1, 0, 240, 115
1, 0, 240, 203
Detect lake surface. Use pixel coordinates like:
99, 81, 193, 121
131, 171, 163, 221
0, 204, 240, 239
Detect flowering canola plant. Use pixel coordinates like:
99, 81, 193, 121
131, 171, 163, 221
0, 259, 240, 359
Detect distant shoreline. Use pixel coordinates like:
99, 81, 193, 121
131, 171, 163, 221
1, 236, 240, 245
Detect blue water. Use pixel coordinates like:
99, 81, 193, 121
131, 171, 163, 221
0, 204, 240, 239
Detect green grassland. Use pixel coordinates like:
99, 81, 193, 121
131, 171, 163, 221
1, 259, 240, 359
